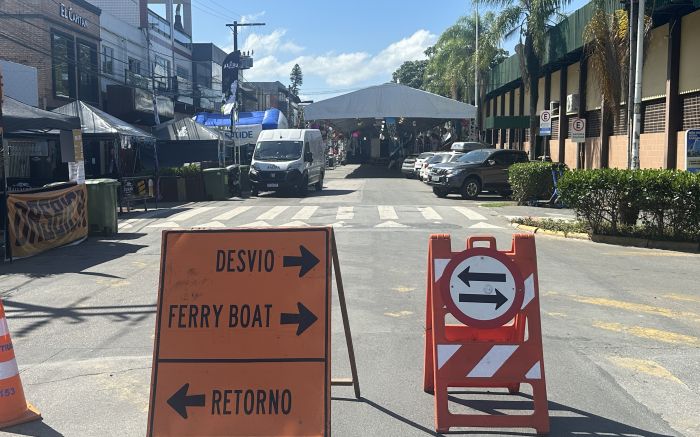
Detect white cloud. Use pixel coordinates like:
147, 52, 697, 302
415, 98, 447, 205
240, 11, 265, 23
242, 29, 437, 89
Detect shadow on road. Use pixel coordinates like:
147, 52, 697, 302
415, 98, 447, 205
3, 420, 65, 437
344, 164, 404, 179
333, 392, 674, 436
2, 238, 148, 278
3, 300, 156, 338
255, 188, 356, 199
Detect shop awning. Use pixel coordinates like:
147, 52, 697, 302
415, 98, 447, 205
2, 96, 81, 133
194, 108, 288, 129
304, 82, 476, 123
152, 117, 221, 141
53, 100, 154, 139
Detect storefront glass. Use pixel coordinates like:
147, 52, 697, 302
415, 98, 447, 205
52, 32, 75, 99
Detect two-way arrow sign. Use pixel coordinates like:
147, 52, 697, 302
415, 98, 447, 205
280, 302, 318, 336
459, 289, 508, 310
457, 266, 509, 309
283, 245, 320, 277
457, 266, 506, 287
168, 383, 205, 419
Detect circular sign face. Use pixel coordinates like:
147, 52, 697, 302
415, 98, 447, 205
573, 119, 584, 131
441, 249, 524, 328
540, 111, 550, 122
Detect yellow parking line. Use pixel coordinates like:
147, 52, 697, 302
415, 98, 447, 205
593, 321, 700, 347
607, 356, 686, 386
663, 293, 700, 304
566, 295, 700, 323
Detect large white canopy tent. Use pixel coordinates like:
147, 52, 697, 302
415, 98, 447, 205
304, 82, 476, 132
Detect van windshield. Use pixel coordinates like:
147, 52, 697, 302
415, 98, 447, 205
253, 141, 303, 161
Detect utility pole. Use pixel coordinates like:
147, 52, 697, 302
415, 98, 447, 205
224, 21, 265, 165
626, 0, 638, 168
0, 65, 8, 260
631, 0, 645, 170
474, 0, 479, 141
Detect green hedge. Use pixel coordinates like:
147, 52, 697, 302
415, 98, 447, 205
558, 169, 700, 241
508, 162, 566, 204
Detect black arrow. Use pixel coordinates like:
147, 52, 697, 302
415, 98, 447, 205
457, 266, 507, 287
283, 245, 320, 278
459, 289, 508, 310
280, 302, 318, 336
167, 383, 205, 419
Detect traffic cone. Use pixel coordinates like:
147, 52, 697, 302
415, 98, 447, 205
0, 299, 41, 429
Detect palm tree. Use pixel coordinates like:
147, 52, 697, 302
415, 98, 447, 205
484, 0, 571, 158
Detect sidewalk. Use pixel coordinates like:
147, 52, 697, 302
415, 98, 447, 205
477, 200, 577, 222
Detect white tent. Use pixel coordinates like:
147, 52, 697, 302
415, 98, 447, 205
304, 82, 476, 123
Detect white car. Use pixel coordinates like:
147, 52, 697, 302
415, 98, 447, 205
420, 152, 463, 181
413, 152, 435, 179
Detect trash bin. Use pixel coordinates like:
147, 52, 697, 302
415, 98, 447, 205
226, 164, 241, 197
239, 165, 251, 196
202, 168, 229, 201
85, 179, 119, 236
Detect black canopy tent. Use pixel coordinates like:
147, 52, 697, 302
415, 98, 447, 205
2, 96, 80, 133
151, 117, 223, 168
53, 100, 156, 180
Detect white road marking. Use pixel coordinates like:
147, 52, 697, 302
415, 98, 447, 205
336, 206, 354, 220
281, 221, 309, 227
146, 221, 180, 228
212, 206, 252, 221
194, 221, 226, 228
419, 207, 442, 221
469, 222, 502, 229
256, 206, 289, 220
375, 221, 408, 228
378, 205, 398, 220
237, 221, 271, 227
453, 206, 487, 221
292, 206, 319, 220
171, 207, 215, 222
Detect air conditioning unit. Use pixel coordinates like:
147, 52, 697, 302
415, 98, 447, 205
550, 100, 560, 117
566, 94, 580, 114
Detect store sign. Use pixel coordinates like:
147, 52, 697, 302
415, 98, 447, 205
59, 3, 88, 28
7, 184, 88, 259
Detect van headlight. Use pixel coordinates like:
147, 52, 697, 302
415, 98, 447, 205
249, 166, 258, 175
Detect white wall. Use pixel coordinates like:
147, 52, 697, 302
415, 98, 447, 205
100, 11, 149, 92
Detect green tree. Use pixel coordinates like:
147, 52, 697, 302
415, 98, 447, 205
391, 60, 428, 89
289, 63, 303, 96
484, 0, 571, 158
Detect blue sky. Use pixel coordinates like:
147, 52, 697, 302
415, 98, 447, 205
189, 0, 588, 101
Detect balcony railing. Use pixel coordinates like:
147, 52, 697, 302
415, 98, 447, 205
125, 70, 150, 90
174, 27, 191, 49
148, 10, 171, 38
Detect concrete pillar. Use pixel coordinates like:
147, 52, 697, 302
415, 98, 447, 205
664, 15, 681, 169
558, 67, 568, 164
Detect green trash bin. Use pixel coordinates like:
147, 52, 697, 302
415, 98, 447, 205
202, 168, 229, 200
239, 165, 251, 196
85, 179, 120, 236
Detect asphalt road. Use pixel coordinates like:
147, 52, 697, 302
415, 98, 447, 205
1, 164, 698, 436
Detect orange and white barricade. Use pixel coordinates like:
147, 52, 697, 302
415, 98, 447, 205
0, 299, 41, 429
424, 234, 548, 434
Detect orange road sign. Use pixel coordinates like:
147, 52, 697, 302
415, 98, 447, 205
147, 228, 331, 436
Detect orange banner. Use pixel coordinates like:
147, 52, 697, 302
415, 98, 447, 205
7, 184, 88, 258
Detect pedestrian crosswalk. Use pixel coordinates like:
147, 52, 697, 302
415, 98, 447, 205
132, 204, 502, 231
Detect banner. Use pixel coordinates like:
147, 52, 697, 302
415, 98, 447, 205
222, 50, 240, 102
7, 184, 88, 259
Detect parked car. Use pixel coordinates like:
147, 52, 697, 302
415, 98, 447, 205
420, 152, 464, 181
413, 152, 435, 178
427, 148, 528, 199
401, 154, 419, 178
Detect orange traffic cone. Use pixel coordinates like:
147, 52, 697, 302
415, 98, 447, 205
0, 299, 41, 429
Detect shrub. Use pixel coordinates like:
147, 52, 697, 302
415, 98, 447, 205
508, 162, 565, 204
558, 168, 700, 241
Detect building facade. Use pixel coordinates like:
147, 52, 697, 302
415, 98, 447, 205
245, 81, 301, 127
483, 0, 700, 170
191, 42, 225, 112
0, 0, 101, 109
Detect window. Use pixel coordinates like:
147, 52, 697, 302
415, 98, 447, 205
51, 32, 75, 99
128, 58, 141, 75
153, 56, 171, 91
77, 40, 99, 104
102, 45, 114, 74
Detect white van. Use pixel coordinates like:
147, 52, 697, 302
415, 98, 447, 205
249, 129, 326, 197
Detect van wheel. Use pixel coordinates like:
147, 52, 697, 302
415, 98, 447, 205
297, 175, 308, 197
461, 177, 481, 200
250, 187, 258, 197
315, 173, 324, 191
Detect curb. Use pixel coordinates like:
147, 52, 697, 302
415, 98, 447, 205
511, 223, 700, 253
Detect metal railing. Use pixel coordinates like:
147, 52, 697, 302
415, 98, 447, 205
148, 10, 171, 38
